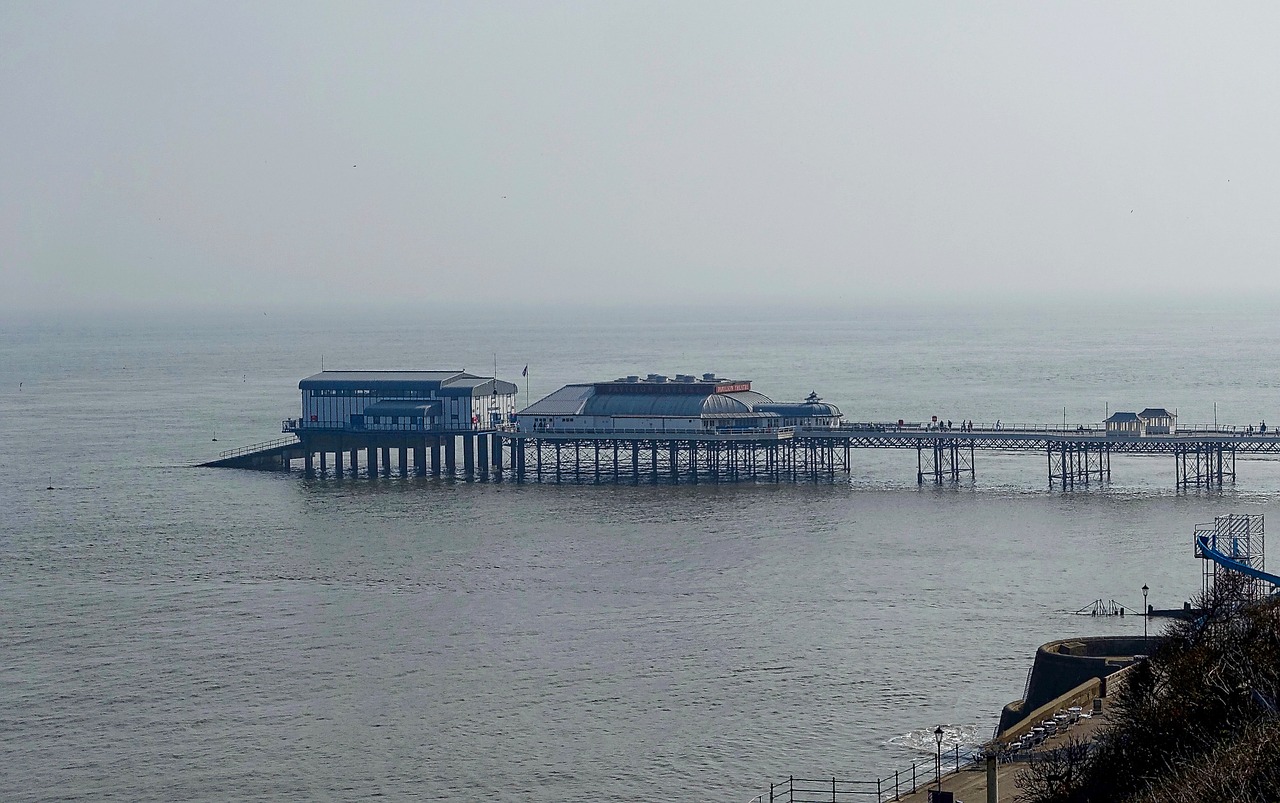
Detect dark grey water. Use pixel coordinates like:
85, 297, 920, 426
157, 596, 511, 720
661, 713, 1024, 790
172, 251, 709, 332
3, 302, 1279, 801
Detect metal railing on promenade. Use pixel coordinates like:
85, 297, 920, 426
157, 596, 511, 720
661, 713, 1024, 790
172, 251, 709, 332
762, 746, 969, 802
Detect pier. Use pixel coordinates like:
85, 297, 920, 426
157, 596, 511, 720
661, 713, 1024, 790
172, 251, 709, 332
203, 369, 1280, 488
494, 423, 1280, 488
208, 420, 1280, 489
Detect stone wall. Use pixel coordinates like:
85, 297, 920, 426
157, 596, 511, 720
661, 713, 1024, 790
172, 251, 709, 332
998, 635, 1158, 733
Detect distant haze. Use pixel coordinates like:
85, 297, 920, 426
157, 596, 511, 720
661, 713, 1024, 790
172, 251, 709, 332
4, 2, 1279, 312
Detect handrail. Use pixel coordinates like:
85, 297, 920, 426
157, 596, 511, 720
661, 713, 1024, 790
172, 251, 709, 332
218, 436, 300, 460
284, 416, 1280, 438
763, 746, 974, 802
846, 421, 1280, 436
839, 425, 1107, 434
282, 419, 502, 434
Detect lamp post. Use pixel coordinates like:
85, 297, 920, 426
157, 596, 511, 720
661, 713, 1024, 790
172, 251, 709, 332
1142, 584, 1149, 638
934, 725, 944, 791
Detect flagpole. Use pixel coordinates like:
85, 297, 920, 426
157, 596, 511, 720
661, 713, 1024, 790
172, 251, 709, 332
489, 353, 498, 427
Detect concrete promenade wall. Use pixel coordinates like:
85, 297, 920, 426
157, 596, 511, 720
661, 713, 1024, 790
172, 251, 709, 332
995, 660, 1141, 745
998, 635, 1158, 733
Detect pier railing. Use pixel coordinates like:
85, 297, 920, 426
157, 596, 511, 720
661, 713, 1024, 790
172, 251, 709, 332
515, 425, 797, 438
839, 422, 1109, 434
282, 419, 506, 434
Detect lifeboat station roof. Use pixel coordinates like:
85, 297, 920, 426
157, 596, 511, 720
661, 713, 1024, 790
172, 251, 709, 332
300, 370, 518, 397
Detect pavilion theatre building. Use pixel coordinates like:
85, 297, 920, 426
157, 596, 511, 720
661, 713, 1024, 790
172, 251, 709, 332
515, 373, 842, 434
503, 373, 845, 483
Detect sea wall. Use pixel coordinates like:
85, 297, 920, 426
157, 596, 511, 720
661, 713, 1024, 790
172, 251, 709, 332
997, 635, 1158, 733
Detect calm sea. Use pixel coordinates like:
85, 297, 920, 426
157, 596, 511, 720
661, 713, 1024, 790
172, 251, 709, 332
3, 301, 1279, 802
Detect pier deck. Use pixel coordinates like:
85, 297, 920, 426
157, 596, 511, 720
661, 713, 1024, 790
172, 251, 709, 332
813, 423, 1280, 453
207, 422, 1280, 488
496, 422, 1276, 487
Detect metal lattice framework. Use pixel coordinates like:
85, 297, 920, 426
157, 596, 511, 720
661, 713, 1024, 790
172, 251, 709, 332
1194, 514, 1269, 601
507, 434, 849, 484
916, 439, 975, 483
495, 426, 1273, 487
259, 424, 1280, 487
1046, 442, 1110, 487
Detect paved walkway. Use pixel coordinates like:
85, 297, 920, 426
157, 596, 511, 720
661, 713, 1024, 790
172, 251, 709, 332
890, 701, 1112, 803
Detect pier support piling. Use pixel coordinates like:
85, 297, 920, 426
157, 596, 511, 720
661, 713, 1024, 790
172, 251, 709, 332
1048, 442, 1109, 488
1176, 443, 1235, 488
917, 438, 973, 484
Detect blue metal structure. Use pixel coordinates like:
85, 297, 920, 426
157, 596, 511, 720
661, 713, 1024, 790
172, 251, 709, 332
1193, 515, 1280, 598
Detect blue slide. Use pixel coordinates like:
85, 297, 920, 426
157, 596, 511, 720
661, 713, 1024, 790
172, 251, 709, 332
1195, 534, 1280, 590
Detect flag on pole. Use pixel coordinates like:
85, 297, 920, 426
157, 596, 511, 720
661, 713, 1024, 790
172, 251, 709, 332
522, 365, 528, 377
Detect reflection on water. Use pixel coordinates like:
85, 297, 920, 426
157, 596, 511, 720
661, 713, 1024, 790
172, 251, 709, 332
2, 305, 1279, 801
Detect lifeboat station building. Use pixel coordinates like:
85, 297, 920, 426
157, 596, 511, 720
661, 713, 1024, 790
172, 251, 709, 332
515, 373, 843, 435
282, 370, 518, 477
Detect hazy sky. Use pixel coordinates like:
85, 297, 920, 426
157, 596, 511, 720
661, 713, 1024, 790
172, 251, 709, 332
4, 2, 1279, 311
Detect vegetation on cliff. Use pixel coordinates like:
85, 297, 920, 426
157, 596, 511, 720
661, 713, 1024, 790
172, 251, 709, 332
1018, 575, 1280, 803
